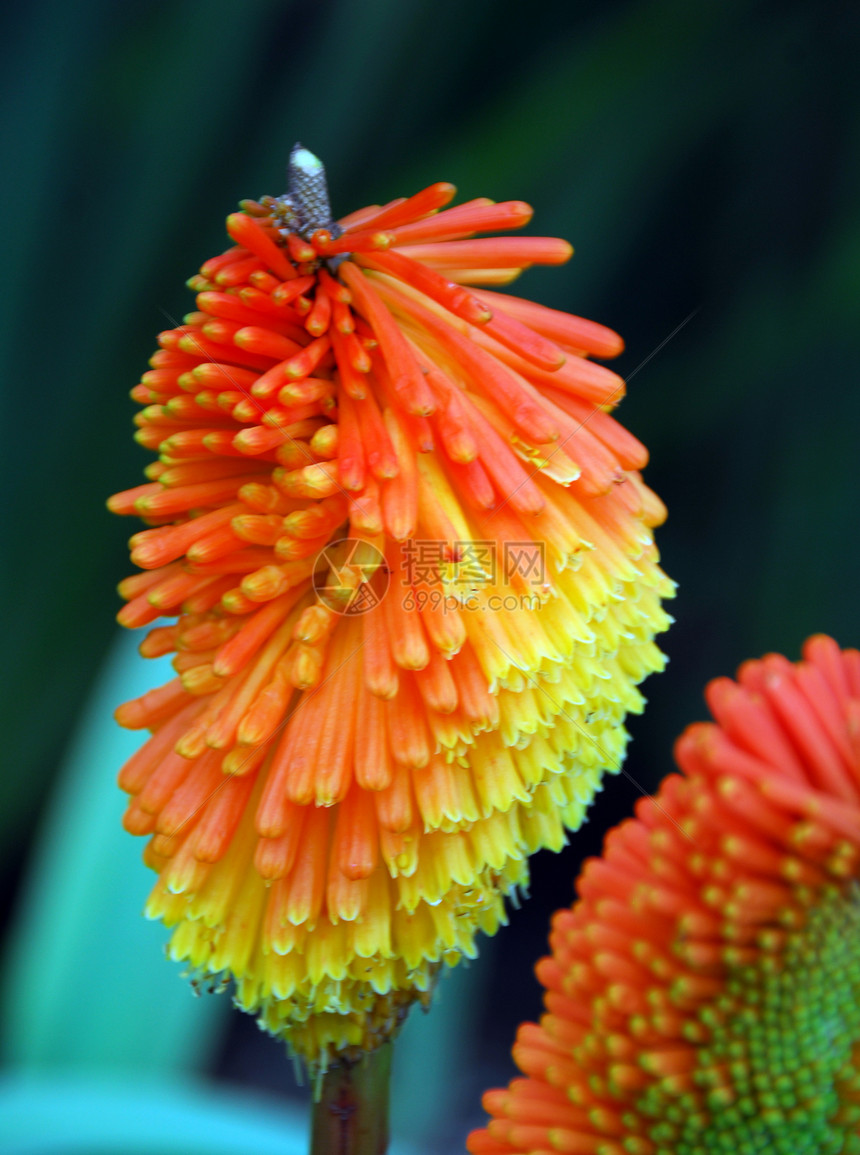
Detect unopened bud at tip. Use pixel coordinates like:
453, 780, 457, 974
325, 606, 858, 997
290, 144, 324, 177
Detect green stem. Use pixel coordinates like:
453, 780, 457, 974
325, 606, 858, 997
310, 1044, 393, 1155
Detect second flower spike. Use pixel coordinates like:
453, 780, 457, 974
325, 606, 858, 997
470, 636, 860, 1155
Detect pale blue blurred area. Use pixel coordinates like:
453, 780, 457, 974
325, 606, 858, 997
0, 1074, 306, 1155
1, 631, 228, 1071
0, 630, 476, 1151
390, 960, 483, 1145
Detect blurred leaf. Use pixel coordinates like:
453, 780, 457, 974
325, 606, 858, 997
0, 1073, 307, 1155
1, 631, 227, 1071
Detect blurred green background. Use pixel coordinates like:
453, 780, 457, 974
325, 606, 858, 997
1, 0, 858, 1151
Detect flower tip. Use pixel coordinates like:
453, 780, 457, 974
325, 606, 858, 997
225, 211, 247, 233
114, 699, 146, 729
290, 144, 324, 178
517, 238, 574, 266
801, 632, 844, 666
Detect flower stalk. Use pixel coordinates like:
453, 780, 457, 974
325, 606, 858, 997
311, 1045, 392, 1155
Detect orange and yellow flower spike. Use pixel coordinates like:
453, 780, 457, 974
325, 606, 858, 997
110, 145, 673, 1068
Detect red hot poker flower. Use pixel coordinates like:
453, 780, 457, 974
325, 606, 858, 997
469, 635, 860, 1155
109, 146, 673, 1067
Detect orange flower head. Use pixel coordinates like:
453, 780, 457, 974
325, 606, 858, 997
109, 146, 673, 1067
469, 635, 860, 1155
